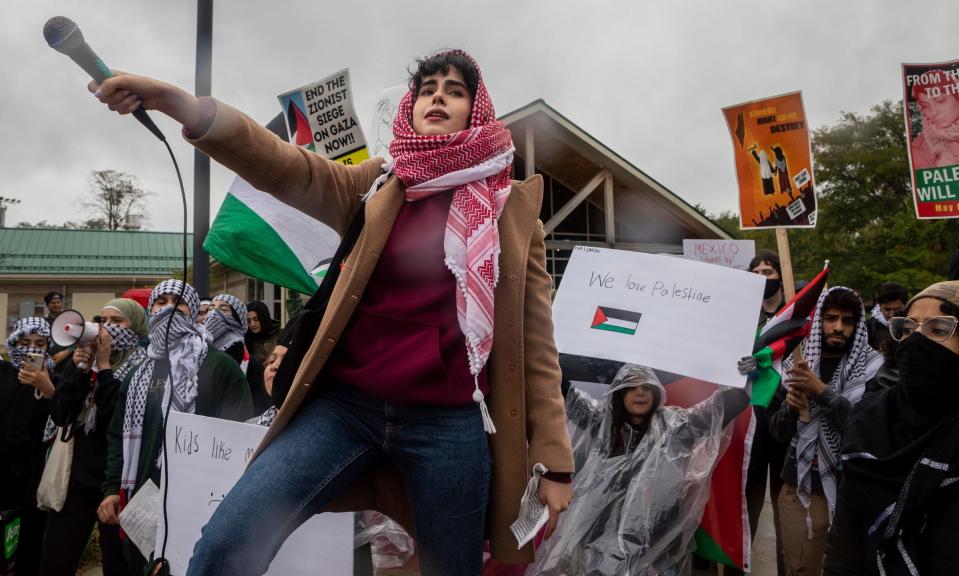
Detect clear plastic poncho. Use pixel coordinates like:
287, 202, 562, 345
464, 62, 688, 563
527, 364, 732, 576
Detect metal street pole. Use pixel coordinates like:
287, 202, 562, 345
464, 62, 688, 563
193, 0, 213, 296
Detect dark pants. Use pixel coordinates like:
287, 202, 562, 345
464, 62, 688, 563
40, 487, 127, 576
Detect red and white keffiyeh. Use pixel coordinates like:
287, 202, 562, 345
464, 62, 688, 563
390, 50, 515, 433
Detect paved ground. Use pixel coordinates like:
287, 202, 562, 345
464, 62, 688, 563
79, 480, 781, 576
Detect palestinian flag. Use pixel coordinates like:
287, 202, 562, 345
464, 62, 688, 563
749, 265, 830, 407
203, 113, 341, 295
590, 306, 642, 335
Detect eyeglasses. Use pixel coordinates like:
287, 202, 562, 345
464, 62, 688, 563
888, 316, 959, 343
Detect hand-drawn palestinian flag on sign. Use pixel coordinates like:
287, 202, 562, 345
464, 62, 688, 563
749, 265, 830, 407
590, 306, 642, 335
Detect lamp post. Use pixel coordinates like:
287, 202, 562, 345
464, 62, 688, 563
193, 0, 213, 295
0, 197, 21, 228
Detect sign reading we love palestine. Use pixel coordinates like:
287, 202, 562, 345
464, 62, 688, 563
552, 247, 765, 389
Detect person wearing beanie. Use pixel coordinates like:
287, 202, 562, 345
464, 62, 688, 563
824, 281, 959, 575
40, 298, 148, 576
91, 49, 575, 576
529, 363, 749, 575
96, 280, 252, 574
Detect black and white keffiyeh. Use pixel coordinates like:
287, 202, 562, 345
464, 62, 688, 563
120, 280, 208, 492
783, 286, 883, 521
102, 322, 141, 352
205, 294, 247, 352
6, 317, 54, 371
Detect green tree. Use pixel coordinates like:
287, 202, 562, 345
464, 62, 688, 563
708, 100, 959, 299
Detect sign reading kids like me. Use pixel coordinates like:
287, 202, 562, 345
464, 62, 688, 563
903, 59, 959, 219
278, 69, 370, 165
552, 247, 765, 389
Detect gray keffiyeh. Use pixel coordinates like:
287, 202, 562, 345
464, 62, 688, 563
783, 286, 883, 522
121, 280, 208, 492
205, 294, 247, 352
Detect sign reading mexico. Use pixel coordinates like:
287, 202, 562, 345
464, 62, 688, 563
682, 239, 756, 271
278, 68, 370, 165
552, 247, 765, 389
902, 60, 959, 219
723, 92, 817, 229
156, 412, 353, 576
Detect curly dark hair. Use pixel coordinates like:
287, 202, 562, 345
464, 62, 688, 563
749, 250, 781, 277
875, 282, 908, 305
821, 289, 863, 325
408, 52, 479, 100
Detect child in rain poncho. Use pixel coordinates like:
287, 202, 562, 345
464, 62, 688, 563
528, 363, 749, 576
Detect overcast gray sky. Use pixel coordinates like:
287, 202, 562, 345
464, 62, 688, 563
3, 0, 958, 231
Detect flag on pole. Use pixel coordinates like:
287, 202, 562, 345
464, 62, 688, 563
749, 264, 830, 407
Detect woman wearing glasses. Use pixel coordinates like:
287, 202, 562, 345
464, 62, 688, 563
823, 281, 959, 576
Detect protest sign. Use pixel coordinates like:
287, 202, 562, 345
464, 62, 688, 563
366, 84, 407, 163
722, 92, 817, 229
682, 239, 756, 270
902, 60, 959, 219
156, 411, 353, 576
206, 68, 371, 293
552, 246, 764, 388
278, 68, 370, 165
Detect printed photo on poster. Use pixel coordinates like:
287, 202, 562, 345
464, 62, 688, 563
902, 60, 959, 219
722, 92, 818, 230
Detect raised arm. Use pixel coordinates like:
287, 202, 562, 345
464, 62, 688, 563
90, 73, 384, 235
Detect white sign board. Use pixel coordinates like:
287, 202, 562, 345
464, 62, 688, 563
552, 246, 765, 388
366, 84, 406, 163
682, 239, 756, 271
156, 411, 353, 576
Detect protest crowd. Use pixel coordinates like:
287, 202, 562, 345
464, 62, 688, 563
3, 46, 959, 576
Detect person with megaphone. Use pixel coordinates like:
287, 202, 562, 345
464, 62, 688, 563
97, 280, 253, 574
39, 298, 148, 576
1, 317, 56, 575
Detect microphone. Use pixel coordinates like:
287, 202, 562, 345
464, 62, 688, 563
43, 16, 166, 141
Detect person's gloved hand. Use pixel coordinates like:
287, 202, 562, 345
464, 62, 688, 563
737, 355, 757, 375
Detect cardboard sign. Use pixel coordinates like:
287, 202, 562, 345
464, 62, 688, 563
682, 239, 756, 271
366, 84, 407, 164
156, 412, 353, 576
278, 69, 370, 165
902, 60, 959, 219
552, 247, 764, 388
722, 92, 818, 229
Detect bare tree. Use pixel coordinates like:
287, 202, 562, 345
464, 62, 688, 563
85, 170, 151, 230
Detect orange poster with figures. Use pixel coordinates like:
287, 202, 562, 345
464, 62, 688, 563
722, 92, 817, 229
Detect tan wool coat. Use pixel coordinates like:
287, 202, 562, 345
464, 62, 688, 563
189, 101, 574, 563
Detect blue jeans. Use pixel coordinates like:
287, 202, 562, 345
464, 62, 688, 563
186, 384, 491, 576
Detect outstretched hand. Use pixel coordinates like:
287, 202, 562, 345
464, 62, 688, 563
88, 71, 204, 130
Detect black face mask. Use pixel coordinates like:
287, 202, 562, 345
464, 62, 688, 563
763, 278, 782, 299
895, 332, 959, 421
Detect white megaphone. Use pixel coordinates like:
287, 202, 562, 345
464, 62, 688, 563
52, 309, 99, 370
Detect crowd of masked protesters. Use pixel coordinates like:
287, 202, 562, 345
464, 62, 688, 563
4, 45, 959, 576
4, 252, 957, 576
0, 287, 282, 575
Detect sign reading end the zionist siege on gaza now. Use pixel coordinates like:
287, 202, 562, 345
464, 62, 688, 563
903, 59, 959, 219
278, 68, 370, 165
551, 247, 765, 389
722, 92, 818, 230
